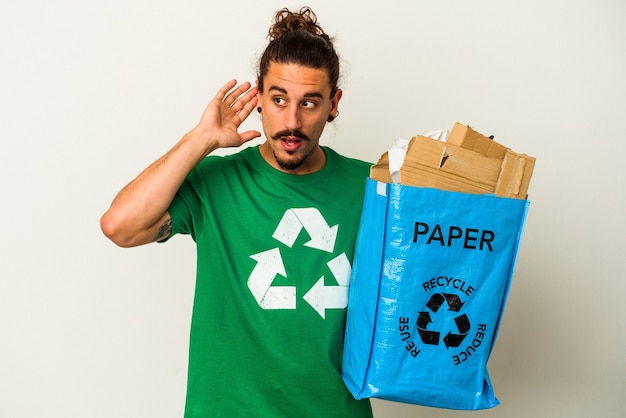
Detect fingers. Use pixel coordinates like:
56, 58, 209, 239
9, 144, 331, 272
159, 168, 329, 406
217, 80, 255, 107
234, 93, 258, 124
214, 79, 238, 101
215, 79, 258, 118
201, 80, 260, 147
232, 85, 258, 114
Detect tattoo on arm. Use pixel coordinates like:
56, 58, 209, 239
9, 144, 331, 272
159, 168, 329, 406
153, 218, 172, 242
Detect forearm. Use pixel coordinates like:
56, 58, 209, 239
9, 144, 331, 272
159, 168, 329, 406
101, 130, 217, 247
101, 80, 259, 247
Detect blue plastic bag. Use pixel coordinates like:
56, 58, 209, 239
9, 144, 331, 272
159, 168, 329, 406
342, 178, 530, 410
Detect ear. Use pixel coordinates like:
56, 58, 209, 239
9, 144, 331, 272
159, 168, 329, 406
330, 88, 342, 114
330, 88, 342, 117
255, 79, 262, 102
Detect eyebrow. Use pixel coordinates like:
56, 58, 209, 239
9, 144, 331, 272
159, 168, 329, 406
268, 85, 325, 100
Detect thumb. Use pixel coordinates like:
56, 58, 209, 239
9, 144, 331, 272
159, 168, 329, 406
239, 130, 262, 144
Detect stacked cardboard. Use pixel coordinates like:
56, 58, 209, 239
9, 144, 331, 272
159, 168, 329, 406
370, 122, 535, 199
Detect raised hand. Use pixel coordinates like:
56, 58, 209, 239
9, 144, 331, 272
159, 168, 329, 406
193, 80, 262, 152
101, 80, 263, 247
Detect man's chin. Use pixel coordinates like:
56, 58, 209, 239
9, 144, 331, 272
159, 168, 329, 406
274, 152, 305, 171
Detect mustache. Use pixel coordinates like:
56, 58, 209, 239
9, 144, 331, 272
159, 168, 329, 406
271, 129, 311, 142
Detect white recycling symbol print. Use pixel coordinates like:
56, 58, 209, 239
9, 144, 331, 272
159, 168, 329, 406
246, 208, 350, 319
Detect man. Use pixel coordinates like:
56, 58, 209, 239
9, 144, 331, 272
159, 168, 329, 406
101, 7, 373, 417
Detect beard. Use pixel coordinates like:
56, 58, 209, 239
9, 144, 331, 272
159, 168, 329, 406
274, 151, 306, 171
271, 129, 312, 171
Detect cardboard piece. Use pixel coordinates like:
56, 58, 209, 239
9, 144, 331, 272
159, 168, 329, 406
369, 151, 393, 183
447, 122, 508, 158
370, 122, 535, 199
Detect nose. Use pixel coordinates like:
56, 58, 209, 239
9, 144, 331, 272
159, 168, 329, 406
284, 105, 302, 131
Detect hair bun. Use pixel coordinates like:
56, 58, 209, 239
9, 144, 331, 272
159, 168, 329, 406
268, 7, 330, 42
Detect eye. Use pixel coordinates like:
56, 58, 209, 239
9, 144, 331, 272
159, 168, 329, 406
302, 100, 317, 109
273, 97, 286, 106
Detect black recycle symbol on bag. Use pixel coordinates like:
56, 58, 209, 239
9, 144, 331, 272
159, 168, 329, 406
416, 293, 471, 349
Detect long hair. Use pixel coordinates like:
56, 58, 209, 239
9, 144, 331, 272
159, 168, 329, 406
257, 7, 340, 99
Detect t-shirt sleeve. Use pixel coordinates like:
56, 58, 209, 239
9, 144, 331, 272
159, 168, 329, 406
159, 162, 210, 242
165, 186, 194, 240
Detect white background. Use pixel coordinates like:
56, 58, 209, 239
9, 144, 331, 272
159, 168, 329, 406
1, 0, 624, 417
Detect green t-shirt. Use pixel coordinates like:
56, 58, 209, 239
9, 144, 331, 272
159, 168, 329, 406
167, 145, 373, 418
